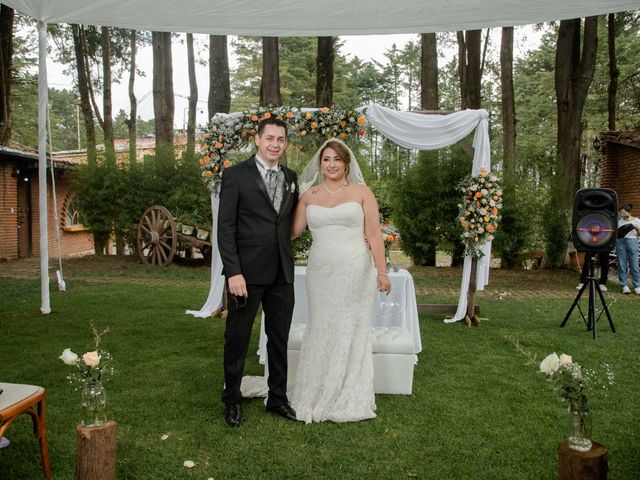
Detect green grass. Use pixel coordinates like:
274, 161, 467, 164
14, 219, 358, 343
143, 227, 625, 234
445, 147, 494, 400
1, 259, 639, 479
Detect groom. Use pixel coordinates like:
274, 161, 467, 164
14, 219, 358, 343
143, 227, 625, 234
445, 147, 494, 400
217, 117, 298, 426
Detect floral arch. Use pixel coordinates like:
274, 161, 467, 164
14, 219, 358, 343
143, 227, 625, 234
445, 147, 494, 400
187, 103, 494, 325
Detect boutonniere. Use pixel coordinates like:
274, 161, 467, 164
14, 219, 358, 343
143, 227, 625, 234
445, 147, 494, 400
289, 182, 296, 194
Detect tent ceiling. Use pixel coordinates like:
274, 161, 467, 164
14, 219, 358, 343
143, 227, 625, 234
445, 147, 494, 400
4, 0, 639, 35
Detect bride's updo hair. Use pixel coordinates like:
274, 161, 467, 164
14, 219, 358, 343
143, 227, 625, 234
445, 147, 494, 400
318, 140, 352, 176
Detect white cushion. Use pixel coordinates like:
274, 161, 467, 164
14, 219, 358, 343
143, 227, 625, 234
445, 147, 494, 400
0, 382, 41, 411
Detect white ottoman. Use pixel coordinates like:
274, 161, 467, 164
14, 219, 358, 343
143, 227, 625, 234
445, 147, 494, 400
286, 324, 415, 395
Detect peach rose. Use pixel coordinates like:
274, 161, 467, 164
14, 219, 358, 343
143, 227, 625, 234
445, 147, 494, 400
223, 160, 232, 168
203, 171, 213, 177
264, 112, 272, 119
357, 116, 366, 125
82, 351, 101, 368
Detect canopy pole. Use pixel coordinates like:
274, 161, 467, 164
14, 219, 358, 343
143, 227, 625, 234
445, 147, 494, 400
38, 21, 51, 314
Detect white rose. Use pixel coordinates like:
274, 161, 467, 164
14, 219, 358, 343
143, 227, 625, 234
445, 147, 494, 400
489, 200, 496, 207
559, 354, 572, 365
59, 348, 78, 365
540, 353, 560, 375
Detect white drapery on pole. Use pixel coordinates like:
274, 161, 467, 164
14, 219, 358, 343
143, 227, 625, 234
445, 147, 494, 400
38, 21, 50, 314
365, 103, 492, 323
185, 193, 225, 317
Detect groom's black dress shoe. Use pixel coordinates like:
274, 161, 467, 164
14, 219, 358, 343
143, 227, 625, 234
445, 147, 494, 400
224, 403, 243, 426
266, 404, 297, 421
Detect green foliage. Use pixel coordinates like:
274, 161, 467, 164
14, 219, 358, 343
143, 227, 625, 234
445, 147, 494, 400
542, 191, 570, 268
391, 148, 470, 266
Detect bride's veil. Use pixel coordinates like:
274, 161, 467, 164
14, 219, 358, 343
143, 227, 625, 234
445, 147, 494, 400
299, 138, 366, 194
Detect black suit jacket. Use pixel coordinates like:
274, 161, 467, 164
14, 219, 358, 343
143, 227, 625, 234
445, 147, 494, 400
217, 156, 299, 285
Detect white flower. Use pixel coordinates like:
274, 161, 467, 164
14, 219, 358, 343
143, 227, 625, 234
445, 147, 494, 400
540, 353, 561, 375
559, 354, 573, 366
290, 182, 296, 193
59, 348, 79, 365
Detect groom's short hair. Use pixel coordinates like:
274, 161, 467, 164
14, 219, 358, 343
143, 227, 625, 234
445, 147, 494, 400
257, 116, 288, 137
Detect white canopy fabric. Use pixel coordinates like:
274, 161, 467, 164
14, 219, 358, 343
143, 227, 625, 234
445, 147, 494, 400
4, 0, 639, 36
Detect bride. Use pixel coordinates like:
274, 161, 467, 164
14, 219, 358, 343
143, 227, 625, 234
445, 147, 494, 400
290, 138, 391, 423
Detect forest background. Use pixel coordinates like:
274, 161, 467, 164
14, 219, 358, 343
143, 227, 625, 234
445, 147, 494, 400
1, 8, 639, 267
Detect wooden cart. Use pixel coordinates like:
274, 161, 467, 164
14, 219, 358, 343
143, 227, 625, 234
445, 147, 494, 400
136, 205, 212, 266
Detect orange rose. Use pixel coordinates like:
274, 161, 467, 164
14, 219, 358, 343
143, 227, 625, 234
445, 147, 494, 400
251, 114, 258, 122
249, 129, 255, 135
321, 106, 329, 113
199, 156, 210, 165
305, 112, 313, 120
215, 142, 223, 149
492, 207, 498, 215
310, 122, 318, 129
241, 131, 247, 137
475, 192, 482, 198
203, 171, 213, 177
286, 111, 293, 119
486, 225, 495, 233
357, 116, 366, 125
223, 159, 232, 168
386, 234, 395, 242
264, 112, 272, 119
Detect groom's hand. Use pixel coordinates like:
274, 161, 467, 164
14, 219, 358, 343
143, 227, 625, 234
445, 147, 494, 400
228, 274, 248, 298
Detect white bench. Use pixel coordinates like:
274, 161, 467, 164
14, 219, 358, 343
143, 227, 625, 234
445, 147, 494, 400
286, 324, 415, 395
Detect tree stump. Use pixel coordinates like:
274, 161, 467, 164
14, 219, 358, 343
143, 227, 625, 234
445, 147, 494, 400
75, 421, 117, 480
558, 441, 608, 480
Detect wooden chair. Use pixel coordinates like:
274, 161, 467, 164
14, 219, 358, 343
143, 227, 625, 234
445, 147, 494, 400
0, 382, 52, 479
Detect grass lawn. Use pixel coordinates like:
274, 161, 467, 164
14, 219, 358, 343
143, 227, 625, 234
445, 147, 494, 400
1, 257, 639, 479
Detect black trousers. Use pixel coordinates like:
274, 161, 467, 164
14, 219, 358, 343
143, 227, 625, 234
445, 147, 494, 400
221, 265, 294, 408
579, 251, 609, 285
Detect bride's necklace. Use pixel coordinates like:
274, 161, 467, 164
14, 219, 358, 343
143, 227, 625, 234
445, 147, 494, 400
324, 183, 347, 197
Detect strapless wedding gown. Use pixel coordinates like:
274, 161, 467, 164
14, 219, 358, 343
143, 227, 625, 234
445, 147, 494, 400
291, 201, 377, 423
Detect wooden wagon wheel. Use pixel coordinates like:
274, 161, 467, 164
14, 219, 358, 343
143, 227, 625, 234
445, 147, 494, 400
136, 205, 177, 266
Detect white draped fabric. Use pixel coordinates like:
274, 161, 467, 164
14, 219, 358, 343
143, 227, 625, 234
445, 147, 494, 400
185, 194, 226, 317
365, 103, 491, 323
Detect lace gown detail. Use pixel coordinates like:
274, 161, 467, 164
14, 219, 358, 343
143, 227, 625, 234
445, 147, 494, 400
291, 201, 377, 423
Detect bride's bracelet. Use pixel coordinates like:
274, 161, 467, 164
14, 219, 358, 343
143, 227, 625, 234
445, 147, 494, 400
376, 271, 388, 276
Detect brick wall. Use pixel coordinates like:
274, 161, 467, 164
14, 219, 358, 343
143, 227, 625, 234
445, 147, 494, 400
600, 141, 640, 211
0, 162, 19, 260
1, 161, 94, 261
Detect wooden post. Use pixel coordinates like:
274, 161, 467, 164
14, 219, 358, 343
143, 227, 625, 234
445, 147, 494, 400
558, 441, 608, 480
465, 257, 480, 326
75, 421, 117, 480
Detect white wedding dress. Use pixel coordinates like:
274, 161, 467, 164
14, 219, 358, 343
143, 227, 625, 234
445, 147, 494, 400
291, 201, 377, 423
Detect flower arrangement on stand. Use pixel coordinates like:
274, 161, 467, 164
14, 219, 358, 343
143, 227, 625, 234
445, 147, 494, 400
456, 167, 503, 258
59, 325, 114, 428
506, 337, 615, 453
199, 105, 367, 192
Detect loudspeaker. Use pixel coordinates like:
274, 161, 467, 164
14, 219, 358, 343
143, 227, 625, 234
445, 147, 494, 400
572, 188, 618, 253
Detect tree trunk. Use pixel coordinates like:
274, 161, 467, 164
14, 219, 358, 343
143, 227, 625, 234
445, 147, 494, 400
607, 13, 618, 131
464, 30, 482, 109
152, 31, 175, 169
260, 37, 282, 107
501, 27, 516, 201
127, 29, 137, 165
555, 17, 598, 208
81, 28, 104, 130
316, 36, 334, 107
465, 257, 480, 326
72, 24, 97, 165
186, 33, 197, 160
0, 5, 14, 146
101, 27, 115, 166
419, 32, 438, 267
420, 33, 438, 111
75, 421, 117, 480
208, 35, 231, 119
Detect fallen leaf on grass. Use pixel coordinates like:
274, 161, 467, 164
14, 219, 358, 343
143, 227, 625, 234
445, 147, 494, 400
161, 434, 169, 441
183, 460, 195, 468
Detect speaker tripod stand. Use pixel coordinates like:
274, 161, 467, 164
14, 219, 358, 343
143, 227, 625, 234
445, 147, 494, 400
560, 254, 616, 339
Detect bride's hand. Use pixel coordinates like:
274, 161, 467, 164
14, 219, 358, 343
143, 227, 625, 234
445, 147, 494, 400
377, 273, 391, 295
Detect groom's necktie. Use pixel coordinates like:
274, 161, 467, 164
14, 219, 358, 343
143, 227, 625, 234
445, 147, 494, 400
265, 169, 283, 213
